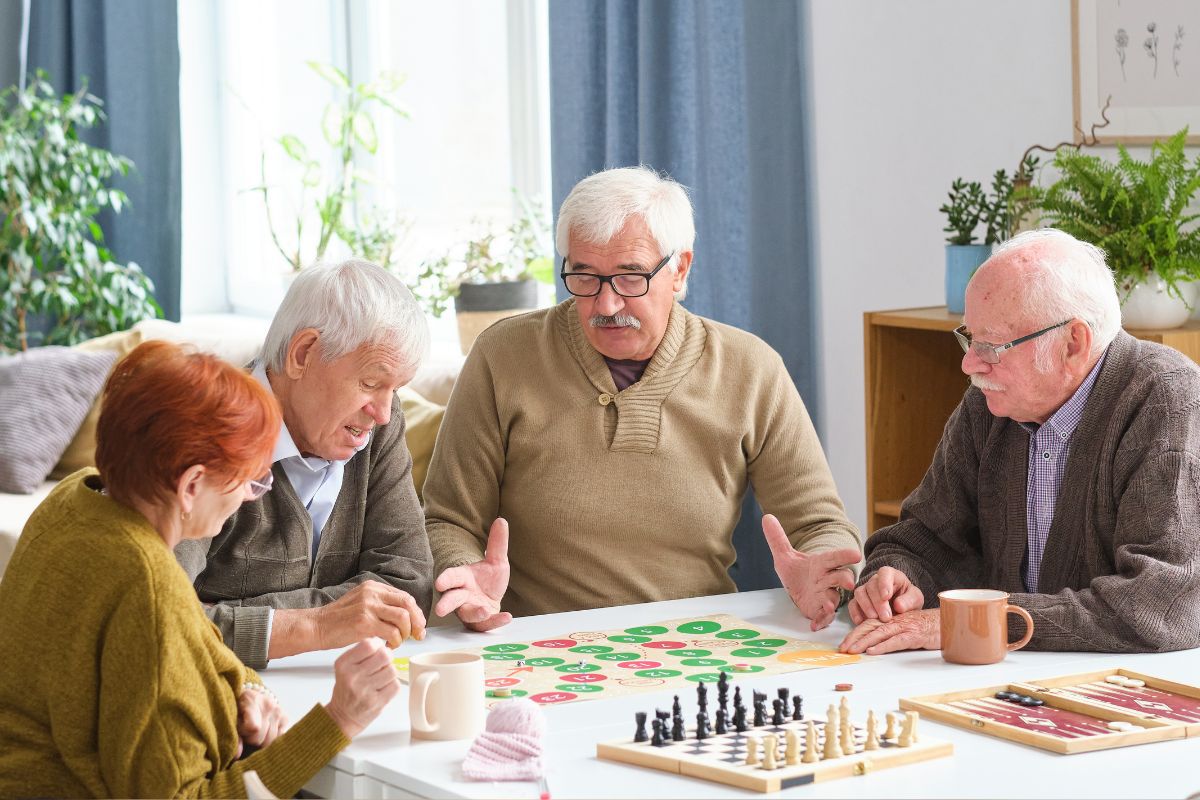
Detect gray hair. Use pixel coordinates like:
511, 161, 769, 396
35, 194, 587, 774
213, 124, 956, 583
989, 229, 1121, 370
260, 259, 429, 375
555, 166, 696, 299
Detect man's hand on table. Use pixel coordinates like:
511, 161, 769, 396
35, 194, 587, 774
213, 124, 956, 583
434, 517, 513, 632
847, 566, 925, 624
761, 514, 861, 631
270, 580, 426, 660
839, 608, 941, 655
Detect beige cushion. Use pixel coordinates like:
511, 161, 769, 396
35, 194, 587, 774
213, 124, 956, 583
397, 387, 445, 501
50, 328, 146, 478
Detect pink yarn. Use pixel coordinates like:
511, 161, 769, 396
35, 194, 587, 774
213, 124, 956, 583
462, 698, 546, 781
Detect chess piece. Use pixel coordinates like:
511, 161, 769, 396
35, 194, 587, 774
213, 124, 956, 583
634, 711, 648, 743
802, 720, 818, 763
840, 712, 855, 753
651, 718, 665, 747
884, 712, 898, 740
906, 711, 920, 743
865, 711, 880, 750
673, 695, 682, 720
777, 687, 790, 712
695, 709, 710, 740
785, 728, 800, 765
718, 671, 729, 703
746, 736, 760, 766
792, 695, 804, 721
697, 681, 708, 710
762, 734, 778, 770
823, 716, 842, 759
733, 686, 743, 709
772, 698, 785, 726
715, 707, 727, 735
671, 715, 685, 742
898, 714, 914, 748
753, 692, 767, 727
839, 695, 850, 719
733, 704, 748, 734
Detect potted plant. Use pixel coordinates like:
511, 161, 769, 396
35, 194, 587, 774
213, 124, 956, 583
1033, 128, 1200, 329
0, 71, 160, 352
939, 157, 1038, 315
410, 197, 555, 353
251, 62, 409, 278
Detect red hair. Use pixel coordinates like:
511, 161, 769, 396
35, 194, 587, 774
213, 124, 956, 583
95, 340, 281, 506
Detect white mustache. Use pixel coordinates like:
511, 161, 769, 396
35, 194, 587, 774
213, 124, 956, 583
589, 313, 642, 330
971, 375, 1005, 391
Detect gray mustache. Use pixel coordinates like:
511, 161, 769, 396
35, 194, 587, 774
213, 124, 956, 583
589, 313, 642, 330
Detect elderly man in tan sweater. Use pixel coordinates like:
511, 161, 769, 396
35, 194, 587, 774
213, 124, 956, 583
425, 166, 861, 632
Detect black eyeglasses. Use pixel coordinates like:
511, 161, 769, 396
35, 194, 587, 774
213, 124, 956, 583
559, 252, 674, 298
953, 320, 1072, 365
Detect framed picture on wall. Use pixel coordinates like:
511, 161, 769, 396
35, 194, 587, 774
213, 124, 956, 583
1073, 0, 1200, 144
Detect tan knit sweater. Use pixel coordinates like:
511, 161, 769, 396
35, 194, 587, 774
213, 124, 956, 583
0, 471, 350, 798
425, 300, 860, 617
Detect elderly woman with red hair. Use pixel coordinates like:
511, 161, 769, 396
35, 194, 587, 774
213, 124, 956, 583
0, 341, 399, 798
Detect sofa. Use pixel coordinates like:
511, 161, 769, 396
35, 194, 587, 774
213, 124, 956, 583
0, 315, 461, 582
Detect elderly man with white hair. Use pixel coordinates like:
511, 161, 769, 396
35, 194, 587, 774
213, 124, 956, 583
840, 229, 1200, 656
424, 166, 862, 631
176, 259, 434, 669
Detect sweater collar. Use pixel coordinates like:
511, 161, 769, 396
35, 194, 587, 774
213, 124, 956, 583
561, 298, 689, 394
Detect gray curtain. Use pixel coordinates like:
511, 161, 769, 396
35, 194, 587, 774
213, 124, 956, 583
550, 0, 816, 591
27, 0, 181, 321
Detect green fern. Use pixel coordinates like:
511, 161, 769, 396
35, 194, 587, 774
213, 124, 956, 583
1035, 128, 1200, 297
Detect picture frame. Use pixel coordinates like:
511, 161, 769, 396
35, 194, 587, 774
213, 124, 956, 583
1072, 0, 1200, 144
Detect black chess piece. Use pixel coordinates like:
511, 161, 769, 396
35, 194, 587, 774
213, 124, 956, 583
672, 716, 685, 742
777, 687, 790, 707
718, 671, 729, 700
715, 707, 728, 735
695, 710, 710, 740
733, 686, 743, 708
673, 695, 682, 719
697, 681, 708, 710
651, 718, 665, 747
753, 691, 767, 727
733, 704, 748, 734
772, 698, 785, 726
792, 695, 804, 721
634, 711, 648, 742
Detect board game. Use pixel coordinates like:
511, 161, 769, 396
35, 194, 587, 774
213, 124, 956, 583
901, 668, 1200, 754
394, 613, 863, 708
598, 679, 952, 793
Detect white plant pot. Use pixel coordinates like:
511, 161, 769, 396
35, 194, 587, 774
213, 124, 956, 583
1119, 277, 1198, 330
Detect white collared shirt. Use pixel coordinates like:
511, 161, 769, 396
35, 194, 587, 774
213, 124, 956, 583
251, 363, 370, 558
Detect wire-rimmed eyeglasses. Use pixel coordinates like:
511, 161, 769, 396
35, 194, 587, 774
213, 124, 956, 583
559, 252, 674, 298
953, 320, 1072, 365
247, 470, 274, 500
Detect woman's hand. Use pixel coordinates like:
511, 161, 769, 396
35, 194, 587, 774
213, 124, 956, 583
237, 683, 289, 750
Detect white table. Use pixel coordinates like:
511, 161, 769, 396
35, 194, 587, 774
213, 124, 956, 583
263, 590, 1200, 798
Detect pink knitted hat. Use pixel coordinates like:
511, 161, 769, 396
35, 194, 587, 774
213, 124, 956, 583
462, 698, 546, 781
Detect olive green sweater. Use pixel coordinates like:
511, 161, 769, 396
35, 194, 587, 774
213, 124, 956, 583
425, 300, 861, 617
0, 471, 349, 798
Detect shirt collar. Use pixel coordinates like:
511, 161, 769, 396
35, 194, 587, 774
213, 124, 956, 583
250, 362, 368, 471
1020, 347, 1108, 441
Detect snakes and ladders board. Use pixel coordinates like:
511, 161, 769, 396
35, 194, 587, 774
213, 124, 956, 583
901, 669, 1200, 754
394, 613, 863, 708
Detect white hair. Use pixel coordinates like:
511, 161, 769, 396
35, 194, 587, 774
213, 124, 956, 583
989, 229, 1121, 370
555, 165, 696, 299
260, 259, 429, 375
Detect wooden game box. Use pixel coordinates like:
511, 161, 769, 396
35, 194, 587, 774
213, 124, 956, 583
597, 714, 953, 793
901, 668, 1200, 754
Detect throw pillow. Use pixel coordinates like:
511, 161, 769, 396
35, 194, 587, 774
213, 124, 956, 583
0, 347, 118, 494
397, 387, 445, 501
50, 328, 146, 478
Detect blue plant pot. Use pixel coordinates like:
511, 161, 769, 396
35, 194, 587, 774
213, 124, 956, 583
945, 244, 992, 314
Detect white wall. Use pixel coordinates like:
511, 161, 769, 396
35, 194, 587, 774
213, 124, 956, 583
806, 0, 1074, 532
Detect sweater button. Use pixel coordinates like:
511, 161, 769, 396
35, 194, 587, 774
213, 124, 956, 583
598, 393, 613, 406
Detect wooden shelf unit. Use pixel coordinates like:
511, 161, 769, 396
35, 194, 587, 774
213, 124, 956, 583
863, 307, 1200, 534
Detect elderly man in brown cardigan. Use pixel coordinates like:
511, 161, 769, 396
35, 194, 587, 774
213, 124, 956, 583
841, 229, 1200, 656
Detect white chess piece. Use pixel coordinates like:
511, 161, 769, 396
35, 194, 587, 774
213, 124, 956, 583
865, 710, 880, 750
786, 729, 800, 765
746, 735, 760, 766
802, 720, 818, 763
762, 734, 778, 770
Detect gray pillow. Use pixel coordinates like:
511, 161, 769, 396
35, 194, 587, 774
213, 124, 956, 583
0, 347, 118, 494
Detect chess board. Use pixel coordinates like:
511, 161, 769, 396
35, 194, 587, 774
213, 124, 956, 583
598, 712, 952, 792
901, 668, 1200, 754
395, 613, 863, 708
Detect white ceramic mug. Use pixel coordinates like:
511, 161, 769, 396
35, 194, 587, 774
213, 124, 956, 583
409, 651, 486, 740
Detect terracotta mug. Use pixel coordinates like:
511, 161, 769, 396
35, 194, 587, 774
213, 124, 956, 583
409, 651, 486, 740
939, 589, 1034, 665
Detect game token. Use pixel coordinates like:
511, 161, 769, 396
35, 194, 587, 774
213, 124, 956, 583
733, 663, 753, 672
1124, 679, 1145, 688
1105, 675, 1130, 686
494, 687, 512, 698
835, 683, 853, 692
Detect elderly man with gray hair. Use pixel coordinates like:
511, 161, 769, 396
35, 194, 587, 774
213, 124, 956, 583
425, 166, 862, 631
177, 259, 434, 669
840, 229, 1200, 656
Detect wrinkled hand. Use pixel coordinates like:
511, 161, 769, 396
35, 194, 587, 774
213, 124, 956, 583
847, 566, 925, 625
761, 514, 861, 631
324, 638, 401, 739
838, 609, 941, 655
237, 684, 288, 751
316, 580, 427, 651
434, 518, 512, 632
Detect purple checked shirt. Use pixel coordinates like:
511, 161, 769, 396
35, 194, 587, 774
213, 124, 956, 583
1018, 352, 1107, 593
